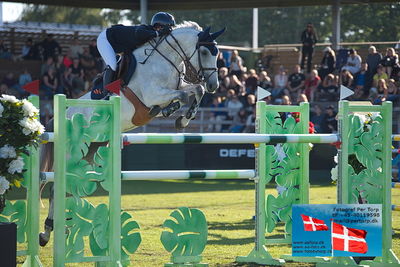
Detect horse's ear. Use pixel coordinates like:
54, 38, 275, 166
211, 27, 226, 40
203, 26, 211, 34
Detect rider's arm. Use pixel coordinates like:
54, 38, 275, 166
134, 25, 159, 41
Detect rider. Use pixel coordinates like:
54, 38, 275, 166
96, 12, 176, 89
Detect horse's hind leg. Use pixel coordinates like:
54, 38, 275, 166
39, 184, 54, 247
39, 136, 108, 247
39, 119, 55, 247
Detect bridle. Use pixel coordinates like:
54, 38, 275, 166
143, 32, 218, 89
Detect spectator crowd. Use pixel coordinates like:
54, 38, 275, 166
0, 26, 399, 132
0, 34, 103, 124
202, 44, 400, 134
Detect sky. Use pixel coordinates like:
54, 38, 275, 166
2, 2, 24, 22
0, 2, 133, 25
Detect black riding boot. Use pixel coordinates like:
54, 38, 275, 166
103, 66, 115, 91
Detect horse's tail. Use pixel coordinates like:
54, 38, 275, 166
40, 118, 54, 173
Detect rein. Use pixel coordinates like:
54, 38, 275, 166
143, 32, 218, 89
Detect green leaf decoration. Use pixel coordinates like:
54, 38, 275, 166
265, 188, 299, 233
275, 169, 300, 188
161, 207, 207, 257
0, 200, 27, 243
265, 113, 283, 132
350, 168, 383, 204
64, 197, 141, 261
121, 212, 141, 256
91, 204, 110, 250
282, 116, 296, 133
66, 160, 98, 196
65, 197, 96, 260
347, 113, 385, 205
264, 111, 305, 235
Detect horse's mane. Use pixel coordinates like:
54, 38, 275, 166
173, 21, 202, 32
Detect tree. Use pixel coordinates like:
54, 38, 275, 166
341, 3, 400, 43
20, 5, 106, 26
19, 3, 400, 45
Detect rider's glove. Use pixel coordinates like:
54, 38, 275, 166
158, 26, 172, 36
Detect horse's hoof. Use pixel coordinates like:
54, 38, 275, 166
149, 105, 161, 117
39, 232, 49, 247
175, 115, 190, 129
175, 116, 185, 130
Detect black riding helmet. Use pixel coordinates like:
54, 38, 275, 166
151, 12, 176, 27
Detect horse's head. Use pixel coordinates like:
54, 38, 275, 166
196, 26, 225, 93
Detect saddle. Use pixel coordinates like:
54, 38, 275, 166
91, 53, 156, 126
91, 53, 137, 100
115, 53, 137, 86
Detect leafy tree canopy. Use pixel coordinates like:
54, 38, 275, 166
19, 4, 400, 45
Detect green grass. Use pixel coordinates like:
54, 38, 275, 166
15, 180, 400, 266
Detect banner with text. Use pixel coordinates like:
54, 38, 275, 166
292, 204, 382, 257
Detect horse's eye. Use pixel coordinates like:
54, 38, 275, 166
201, 49, 208, 56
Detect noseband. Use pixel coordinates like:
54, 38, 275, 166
146, 33, 218, 88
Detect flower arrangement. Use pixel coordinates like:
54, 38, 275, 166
0, 95, 44, 211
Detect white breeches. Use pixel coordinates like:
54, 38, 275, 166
97, 29, 117, 71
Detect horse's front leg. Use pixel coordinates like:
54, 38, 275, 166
175, 84, 205, 129
142, 87, 190, 108
181, 84, 205, 105
159, 84, 205, 119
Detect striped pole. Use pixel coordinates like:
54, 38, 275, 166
392, 182, 400, 189
122, 133, 339, 145
41, 169, 256, 182
392, 135, 400, 141
40, 132, 54, 143
392, 205, 400, 211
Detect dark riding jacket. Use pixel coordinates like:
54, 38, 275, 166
106, 24, 158, 53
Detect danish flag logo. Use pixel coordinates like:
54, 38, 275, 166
300, 214, 329, 231
332, 222, 368, 254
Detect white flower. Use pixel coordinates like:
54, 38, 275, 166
0, 103, 3, 118
357, 114, 368, 124
0, 176, 10, 195
331, 165, 338, 181
19, 117, 44, 135
22, 99, 39, 117
0, 145, 16, 159
0, 94, 18, 103
8, 156, 24, 174
34, 120, 45, 134
370, 112, 380, 120
19, 117, 33, 135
